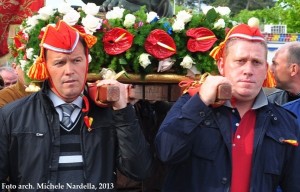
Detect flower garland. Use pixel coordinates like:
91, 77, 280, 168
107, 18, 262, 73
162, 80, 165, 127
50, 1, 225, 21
9, 2, 235, 82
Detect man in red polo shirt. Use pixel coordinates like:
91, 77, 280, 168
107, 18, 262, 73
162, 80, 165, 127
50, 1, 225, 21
155, 23, 300, 191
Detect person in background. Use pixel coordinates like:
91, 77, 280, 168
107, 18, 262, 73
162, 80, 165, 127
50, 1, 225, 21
269, 42, 300, 192
283, 97, 300, 125
0, 75, 4, 90
0, 20, 152, 191
0, 63, 31, 107
155, 24, 300, 191
268, 42, 300, 105
0, 66, 18, 87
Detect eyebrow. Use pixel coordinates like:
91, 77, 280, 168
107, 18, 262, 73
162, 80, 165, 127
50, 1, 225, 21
4, 80, 17, 86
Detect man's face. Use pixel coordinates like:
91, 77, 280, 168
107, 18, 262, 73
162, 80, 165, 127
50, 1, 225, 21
1, 70, 18, 87
270, 48, 291, 90
46, 42, 87, 103
218, 39, 268, 102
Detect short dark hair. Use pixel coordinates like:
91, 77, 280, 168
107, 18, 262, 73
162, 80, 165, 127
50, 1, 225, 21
287, 43, 300, 65
0, 66, 15, 74
224, 38, 268, 60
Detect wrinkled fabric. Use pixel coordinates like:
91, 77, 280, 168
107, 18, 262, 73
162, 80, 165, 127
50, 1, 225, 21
155, 94, 300, 192
0, 81, 153, 191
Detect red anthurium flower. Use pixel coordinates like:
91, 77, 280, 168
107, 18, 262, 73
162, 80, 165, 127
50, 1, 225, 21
13, 37, 22, 50
144, 29, 176, 59
14, 31, 27, 49
38, 30, 45, 40
103, 27, 134, 55
186, 27, 218, 52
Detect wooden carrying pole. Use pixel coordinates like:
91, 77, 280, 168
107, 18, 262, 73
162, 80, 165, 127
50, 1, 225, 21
90, 82, 232, 106
87, 73, 232, 105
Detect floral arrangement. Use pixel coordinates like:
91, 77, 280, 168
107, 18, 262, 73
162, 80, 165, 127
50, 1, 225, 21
9, 2, 235, 83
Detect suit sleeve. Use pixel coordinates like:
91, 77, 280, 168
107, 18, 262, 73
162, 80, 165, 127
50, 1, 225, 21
113, 104, 153, 181
280, 119, 300, 191
0, 108, 9, 189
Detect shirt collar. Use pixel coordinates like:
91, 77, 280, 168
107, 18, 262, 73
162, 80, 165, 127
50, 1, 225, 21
224, 89, 268, 109
48, 90, 83, 108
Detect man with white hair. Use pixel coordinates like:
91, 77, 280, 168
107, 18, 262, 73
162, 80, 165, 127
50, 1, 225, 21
0, 66, 18, 87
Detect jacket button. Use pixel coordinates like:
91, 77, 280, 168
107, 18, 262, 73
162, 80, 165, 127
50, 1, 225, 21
199, 112, 205, 117
204, 120, 211, 126
221, 177, 228, 184
279, 137, 284, 143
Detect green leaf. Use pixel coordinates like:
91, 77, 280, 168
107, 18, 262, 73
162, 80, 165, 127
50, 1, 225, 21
206, 8, 219, 23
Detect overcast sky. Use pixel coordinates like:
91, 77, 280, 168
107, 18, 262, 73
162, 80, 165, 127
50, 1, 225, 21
45, 0, 85, 8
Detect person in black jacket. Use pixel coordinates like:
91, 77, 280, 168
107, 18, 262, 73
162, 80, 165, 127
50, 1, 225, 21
268, 42, 300, 105
0, 20, 152, 191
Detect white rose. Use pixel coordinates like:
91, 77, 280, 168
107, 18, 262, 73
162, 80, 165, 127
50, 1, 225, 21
24, 26, 33, 34
231, 20, 238, 26
38, 6, 55, 20
82, 3, 100, 16
63, 9, 81, 26
24, 28, 32, 33
214, 18, 225, 29
186, 65, 201, 78
99, 68, 116, 79
58, 3, 73, 14
172, 19, 185, 32
105, 11, 114, 20
25, 83, 41, 92
176, 10, 192, 24
147, 11, 159, 23
123, 14, 136, 28
25, 15, 39, 28
157, 58, 175, 72
201, 6, 214, 15
139, 53, 151, 68
106, 7, 125, 19
180, 55, 195, 69
19, 60, 28, 71
215, 6, 231, 16
81, 14, 102, 34
26, 48, 34, 60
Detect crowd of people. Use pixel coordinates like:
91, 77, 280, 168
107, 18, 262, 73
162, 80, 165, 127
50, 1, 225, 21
1, 16, 300, 192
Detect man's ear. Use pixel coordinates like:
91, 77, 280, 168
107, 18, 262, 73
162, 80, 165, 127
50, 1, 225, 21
290, 63, 298, 77
217, 57, 225, 76
264, 62, 269, 79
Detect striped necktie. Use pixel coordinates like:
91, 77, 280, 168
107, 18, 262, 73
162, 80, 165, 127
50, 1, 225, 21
60, 103, 76, 128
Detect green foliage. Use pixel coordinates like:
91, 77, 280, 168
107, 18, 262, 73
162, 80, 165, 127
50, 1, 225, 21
232, 8, 281, 25
10, 4, 234, 81
88, 5, 233, 75
276, 0, 300, 33
232, 0, 300, 33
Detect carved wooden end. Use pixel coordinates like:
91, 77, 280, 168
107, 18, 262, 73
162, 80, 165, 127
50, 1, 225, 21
97, 84, 182, 104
